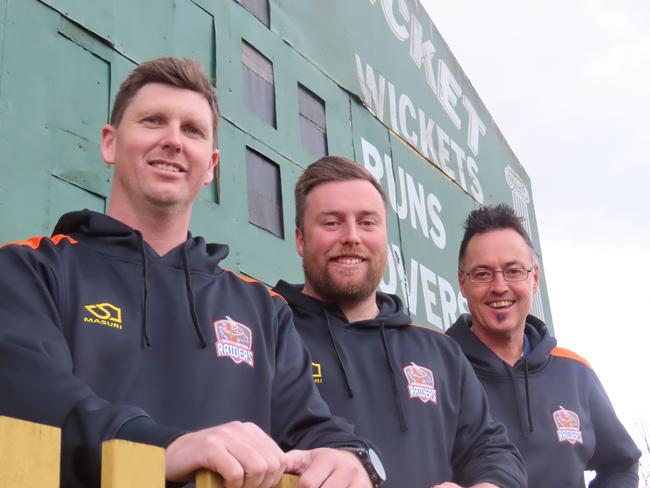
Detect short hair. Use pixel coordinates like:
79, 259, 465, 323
110, 57, 219, 145
458, 204, 535, 267
295, 156, 387, 231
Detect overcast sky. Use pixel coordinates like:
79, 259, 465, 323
422, 0, 650, 457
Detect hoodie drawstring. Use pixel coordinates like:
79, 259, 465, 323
138, 237, 207, 349
138, 237, 151, 349
324, 310, 354, 398
182, 244, 208, 348
505, 361, 534, 438
523, 358, 534, 433
380, 322, 408, 432
504, 365, 528, 438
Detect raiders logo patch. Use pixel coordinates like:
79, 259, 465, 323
214, 316, 254, 368
403, 362, 437, 404
553, 406, 583, 444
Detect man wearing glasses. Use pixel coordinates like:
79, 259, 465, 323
447, 204, 640, 487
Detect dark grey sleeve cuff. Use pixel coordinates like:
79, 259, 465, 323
115, 415, 186, 448
475, 470, 527, 488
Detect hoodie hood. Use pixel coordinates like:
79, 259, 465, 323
447, 313, 556, 438
54, 210, 229, 348
53, 209, 229, 273
272, 280, 411, 431
271, 280, 411, 329
447, 313, 556, 374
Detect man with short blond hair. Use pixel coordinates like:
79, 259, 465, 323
0, 58, 375, 488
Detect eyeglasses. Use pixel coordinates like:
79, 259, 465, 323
461, 267, 534, 283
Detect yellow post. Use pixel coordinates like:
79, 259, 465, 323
196, 470, 299, 488
276, 476, 299, 488
0, 416, 61, 488
195, 470, 222, 488
101, 439, 165, 488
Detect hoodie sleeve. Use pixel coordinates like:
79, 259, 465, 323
586, 371, 640, 487
269, 300, 365, 450
451, 352, 527, 488
0, 242, 183, 487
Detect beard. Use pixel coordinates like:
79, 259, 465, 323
302, 245, 386, 306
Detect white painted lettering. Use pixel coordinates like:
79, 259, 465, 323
361, 137, 385, 182
437, 274, 457, 329
419, 264, 442, 328
409, 14, 437, 96
355, 54, 386, 122
426, 192, 446, 249
391, 243, 411, 307
388, 80, 399, 131
382, 242, 465, 330
449, 139, 468, 191
406, 258, 419, 314
457, 291, 469, 315
399, 93, 417, 145
437, 60, 462, 129
418, 109, 438, 165
462, 95, 486, 156
436, 125, 455, 179
466, 155, 484, 203
406, 173, 429, 239
380, 0, 409, 41
384, 153, 408, 219
361, 137, 448, 247
380, 243, 398, 294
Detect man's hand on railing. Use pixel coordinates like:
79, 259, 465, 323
285, 448, 372, 488
165, 421, 286, 488
164, 421, 372, 488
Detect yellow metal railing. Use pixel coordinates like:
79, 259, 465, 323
0, 416, 298, 488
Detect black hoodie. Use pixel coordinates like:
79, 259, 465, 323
272, 281, 527, 488
447, 314, 641, 487
0, 210, 364, 487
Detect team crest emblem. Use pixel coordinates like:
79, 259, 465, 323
403, 362, 437, 404
553, 406, 583, 444
214, 316, 254, 367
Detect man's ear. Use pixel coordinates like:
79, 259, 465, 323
458, 269, 468, 298
295, 227, 305, 257
532, 264, 540, 293
203, 149, 219, 186
100, 124, 117, 165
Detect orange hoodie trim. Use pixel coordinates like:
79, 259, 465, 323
550, 347, 592, 369
1, 234, 78, 250
225, 269, 285, 301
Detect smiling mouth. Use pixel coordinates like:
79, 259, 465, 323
331, 256, 365, 265
149, 161, 185, 173
487, 300, 514, 309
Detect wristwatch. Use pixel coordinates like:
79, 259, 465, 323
338, 446, 386, 487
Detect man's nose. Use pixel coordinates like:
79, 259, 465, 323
161, 125, 182, 152
340, 223, 361, 245
489, 271, 509, 292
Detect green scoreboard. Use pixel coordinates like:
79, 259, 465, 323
0, 0, 552, 331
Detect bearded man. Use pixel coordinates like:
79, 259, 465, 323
273, 156, 527, 488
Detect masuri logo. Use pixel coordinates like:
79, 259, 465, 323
83, 303, 123, 330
